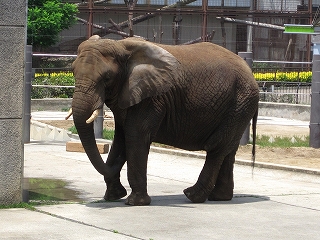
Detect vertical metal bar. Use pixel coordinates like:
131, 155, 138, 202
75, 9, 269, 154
24, 45, 32, 143
246, 0, 254, 52
238, 52, 253, 146
306, 0, 312, 63
88, 0, 93, 38
310, 54, 320, 148
94, 106, 104, 139
201, 0, 208, 42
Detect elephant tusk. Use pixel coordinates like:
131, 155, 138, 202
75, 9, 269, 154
65, 108, 73, 120
86, 109, 100, 124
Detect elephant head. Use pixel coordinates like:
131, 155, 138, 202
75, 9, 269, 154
69, 36, 180, 179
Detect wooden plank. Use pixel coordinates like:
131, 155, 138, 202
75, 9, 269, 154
66, 141, 109, 154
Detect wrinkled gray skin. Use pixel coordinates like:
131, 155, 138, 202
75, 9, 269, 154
71, 35, 259, 206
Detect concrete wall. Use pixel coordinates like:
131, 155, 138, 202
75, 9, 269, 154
0, 1, 27, 204
31, 98, 72, 112
259, 102, 310, 121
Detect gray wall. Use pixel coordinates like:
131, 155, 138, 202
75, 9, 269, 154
0, 1, 27, 204
258, 102, 310, 121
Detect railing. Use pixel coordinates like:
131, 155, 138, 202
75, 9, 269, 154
253, 61, 312, 105
32, 53, 76, 99
31, 56, 313, 105
257, 81, 311, 105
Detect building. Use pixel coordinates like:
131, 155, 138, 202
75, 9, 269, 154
55, 0, 320, 61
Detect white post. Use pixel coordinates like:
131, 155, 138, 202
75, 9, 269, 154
94, 106, 104, 139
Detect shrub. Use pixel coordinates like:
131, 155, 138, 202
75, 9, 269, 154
254, 71, 312, 82
32, 72, 75, 98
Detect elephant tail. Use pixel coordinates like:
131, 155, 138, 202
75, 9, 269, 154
251, 108, 258, 169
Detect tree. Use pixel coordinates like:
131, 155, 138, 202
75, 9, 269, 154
27, 0, 78, 50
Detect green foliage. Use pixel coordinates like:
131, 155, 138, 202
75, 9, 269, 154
255, 135, 309, 148
68, 126, 115, 140
68, 125, 77, 134
0, 202, 35, 210
32, 72, 75, 98
27, 0, 78, 49
103, 129, 115, 140
254, 71, 312, 83
0, 178, 79, 209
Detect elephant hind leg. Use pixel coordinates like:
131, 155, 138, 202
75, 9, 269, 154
208, 149, 236, 201
183, 151, 224, 203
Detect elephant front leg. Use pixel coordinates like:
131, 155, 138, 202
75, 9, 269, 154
125, 139, 151, 206
104, 156, 127, 201
104, 130, 127, 201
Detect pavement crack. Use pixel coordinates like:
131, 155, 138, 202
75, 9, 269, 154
33, 207, 144, 240
269, 200, 320, 212
147, 173, 193, 184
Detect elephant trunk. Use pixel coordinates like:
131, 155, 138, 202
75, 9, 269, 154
72, 91, 115, 179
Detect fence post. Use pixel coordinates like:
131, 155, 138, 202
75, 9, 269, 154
94, 106, 104, 139
238, 52, 253, 145
24, 45, 32, 143
310, 54, 320, 148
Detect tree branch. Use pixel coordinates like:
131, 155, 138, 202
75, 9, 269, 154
182, 31, 215, 45
76, 0, 198, 35
76, 17, 146, 39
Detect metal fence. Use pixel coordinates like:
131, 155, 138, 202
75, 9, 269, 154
31, 54, 313, 105
253, 61, 312, 105
257, 81, 311, 104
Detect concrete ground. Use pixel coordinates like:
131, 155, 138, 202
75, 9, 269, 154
1, 140, 320, 239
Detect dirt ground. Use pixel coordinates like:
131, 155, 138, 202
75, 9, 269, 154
39, 119, 320, 170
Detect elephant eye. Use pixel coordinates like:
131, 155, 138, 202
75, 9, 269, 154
102, 72, 110, 81
101, 72, 112, 87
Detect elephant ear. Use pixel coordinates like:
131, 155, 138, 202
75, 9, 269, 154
118, 38, 180, 109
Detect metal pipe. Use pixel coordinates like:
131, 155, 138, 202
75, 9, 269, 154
201, 0, 208, 42
24, 45, 32, 143
88, 0, 93, 38
239, 52, 253, 146
32, 53, 77, 57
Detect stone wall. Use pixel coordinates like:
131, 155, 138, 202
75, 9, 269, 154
0, 1, 27, 204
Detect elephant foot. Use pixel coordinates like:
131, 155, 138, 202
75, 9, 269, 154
104, 181, 127, 201
183, 185, 208, 203
208, 187, 233, 201
125, 191, 151, 206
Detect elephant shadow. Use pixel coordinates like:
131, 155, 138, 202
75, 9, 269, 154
85, 193, 269, 209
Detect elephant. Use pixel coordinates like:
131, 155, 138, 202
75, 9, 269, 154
68, 35, 259, 206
